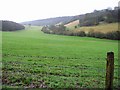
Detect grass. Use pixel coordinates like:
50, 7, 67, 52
2, 26, 119, 88
66, 23, 118, 33
65, 20, 79, 30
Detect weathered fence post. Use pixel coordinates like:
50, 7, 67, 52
105, 52, 114, 90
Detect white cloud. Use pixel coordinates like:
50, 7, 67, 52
0, 0, 119, 22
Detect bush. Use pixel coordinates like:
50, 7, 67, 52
77, 31, 86, 37
74, 26, 77, 28
106, 31, 120, 40
94, 32, 105, 39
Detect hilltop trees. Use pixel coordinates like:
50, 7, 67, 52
2, 20, 25, 31
79, 7, 119, 27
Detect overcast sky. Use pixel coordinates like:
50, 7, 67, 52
0, 0, 119, 23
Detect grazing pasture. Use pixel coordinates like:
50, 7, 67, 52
2, 26, 119, 88
66, 23, 118, 33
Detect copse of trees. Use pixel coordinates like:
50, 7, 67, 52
41, 24, 66, 35
41, 25, 87, 37
2, 20, 25, 31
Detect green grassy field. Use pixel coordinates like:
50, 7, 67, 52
2, 26, 119, 88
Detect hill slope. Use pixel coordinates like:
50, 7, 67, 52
75, 23, 118, 33
21, 16, 79, 26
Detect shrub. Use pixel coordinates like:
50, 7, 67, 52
106, 31, 120, 40
74, 26, 77, 28
77, 31, 86, 37
94, 32, 106, 39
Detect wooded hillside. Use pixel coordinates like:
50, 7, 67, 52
2, 20, 25, 31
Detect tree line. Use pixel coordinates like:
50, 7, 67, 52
2, 20, 25, 31
41, 25, 120, 40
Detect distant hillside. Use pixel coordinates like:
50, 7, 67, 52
21, 6, 119, 26
2, 20, 25, 31
21, 16, 79, 26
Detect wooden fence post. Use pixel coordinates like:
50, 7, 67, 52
105, 52, 114, 90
